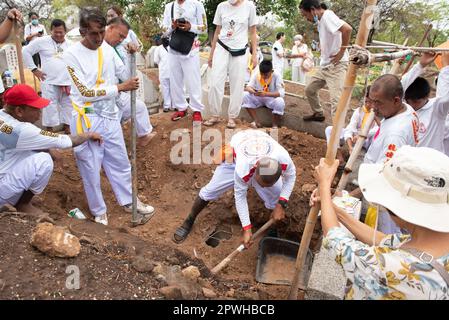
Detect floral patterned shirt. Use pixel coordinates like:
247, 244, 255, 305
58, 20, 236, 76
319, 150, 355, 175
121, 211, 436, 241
323, 227, 449, 300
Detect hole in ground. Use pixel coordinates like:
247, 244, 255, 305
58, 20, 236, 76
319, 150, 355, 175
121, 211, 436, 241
205, 225, 233, 248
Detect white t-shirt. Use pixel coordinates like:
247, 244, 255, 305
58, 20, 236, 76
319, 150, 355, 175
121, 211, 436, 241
163, 0, 207, 56
213, 0, 257, 49
271, 40, 284, 73
291, 43, 308, 67
63, 42, 128, 120
154, 45, 170, 79
343, 106, 379, 142
24, 23, 47, 42
230, 129, 296, 228
402, 63, 449, 153
364, 104, 419, 164
0, 110, 72, 176
22, 35, 71, 86
444, 115, 449, 157
247, 71, 285, 97
317, 10, 349, 66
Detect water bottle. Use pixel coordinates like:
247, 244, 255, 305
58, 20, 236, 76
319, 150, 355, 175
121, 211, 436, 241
68, 208, 87, 219
4, 71, 14, 88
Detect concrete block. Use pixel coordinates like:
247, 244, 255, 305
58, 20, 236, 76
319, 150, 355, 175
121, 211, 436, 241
305, 246, 346, 300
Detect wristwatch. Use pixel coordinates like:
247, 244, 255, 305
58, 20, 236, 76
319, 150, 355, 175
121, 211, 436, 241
278, 199, 288, 209
31, 68, 38, 72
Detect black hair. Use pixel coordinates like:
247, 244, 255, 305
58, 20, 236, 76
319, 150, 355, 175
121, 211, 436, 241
299, 0, 328, 11
365, 85, 371, 97
28, 12, 39, 19
259, 60, 273, 74
404, 77, 431, 101
276, 32, 285, 40
372, 74, 404, 100
106, 16, 131, 30
50, 19, 67, 31
79, 7, 106, 30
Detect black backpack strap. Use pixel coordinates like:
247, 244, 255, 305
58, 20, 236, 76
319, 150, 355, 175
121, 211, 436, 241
171, 2, 174, 21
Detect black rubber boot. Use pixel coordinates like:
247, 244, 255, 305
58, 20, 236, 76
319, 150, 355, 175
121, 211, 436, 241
173, 196, 209, 243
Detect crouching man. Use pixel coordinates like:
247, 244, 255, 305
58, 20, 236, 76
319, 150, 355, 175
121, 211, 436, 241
173, 129, 296, 247
0, 84, 102, 215
242, 60, 286, 129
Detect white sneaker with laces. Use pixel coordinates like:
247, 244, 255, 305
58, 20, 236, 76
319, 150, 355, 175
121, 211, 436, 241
124, 199, 155, 215
94, 213, 108, 226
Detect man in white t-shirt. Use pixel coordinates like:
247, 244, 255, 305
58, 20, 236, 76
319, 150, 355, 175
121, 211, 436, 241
104, 17, 156, 148
271, 32, 286, 77
0, 84, 102, 216
162, 0, 207, 123
24, 12, 47, 68
205, 0, 258, 129
23, 19, 72, 134
172, 129, 296, 246
299, 0, 352, 121
154, 37, 172, 112
401, 52, 449, 153
63, 7, 155, 226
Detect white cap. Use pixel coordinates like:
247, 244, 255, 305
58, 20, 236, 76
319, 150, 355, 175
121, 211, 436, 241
359, 146, 449, 232
293, 34, 303, 42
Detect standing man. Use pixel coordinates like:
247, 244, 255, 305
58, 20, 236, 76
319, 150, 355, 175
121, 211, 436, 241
154, 36, 172, 112
104, 17, 156, 147
299, 0, 352, 121
205, 0, 258, 129
271, 32, 286, 77
0, 84, 102, 216
163, 0, 207, 123
23, 19, 72, 134
63, 7, 155, 226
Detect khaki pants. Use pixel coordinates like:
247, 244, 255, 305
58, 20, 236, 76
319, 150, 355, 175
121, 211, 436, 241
305, 61, 348, 117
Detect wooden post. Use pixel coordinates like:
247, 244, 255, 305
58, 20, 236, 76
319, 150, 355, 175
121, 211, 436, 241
13, 22, 25, 84
287, 0, 378, 300
402, 24, 432, 77
130, 53, 138, 227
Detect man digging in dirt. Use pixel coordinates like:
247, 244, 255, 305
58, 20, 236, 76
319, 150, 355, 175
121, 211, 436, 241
0, 84, 103, 217
173, 129, 296, 247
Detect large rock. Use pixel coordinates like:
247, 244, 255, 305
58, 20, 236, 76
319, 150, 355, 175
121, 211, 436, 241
181, 266, 201, 281
30, 223, 80, 258
160, 286, 184, 299
132, 255, 155, 273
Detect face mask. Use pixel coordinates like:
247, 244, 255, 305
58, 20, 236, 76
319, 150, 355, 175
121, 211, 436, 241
294, 40, 301, 46
313, 15, 319, 24
31, 19, 39, 26
228, 0, 239, 5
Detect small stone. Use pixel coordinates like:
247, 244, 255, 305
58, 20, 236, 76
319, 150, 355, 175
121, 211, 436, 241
153, 263, 164, 275
181, 266, 201, 281
198, 277, 213, 289
225, 288, 235, 298
202, 287, 217, 298
166, 256, 179, 265
30, 223, 80, 258
159, 286, 183, 300
155, 274, 167, 285
157, 228, 166, 235
131, 256, 155, 273
301, 183, 317, 193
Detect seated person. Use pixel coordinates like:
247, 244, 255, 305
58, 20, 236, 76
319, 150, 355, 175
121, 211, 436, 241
242, 60, 285, 129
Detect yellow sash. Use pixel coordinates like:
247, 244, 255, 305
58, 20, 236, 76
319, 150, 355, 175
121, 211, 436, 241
258, 73, 273, 92
73, 47, 105, 134
360, 106, 371, 130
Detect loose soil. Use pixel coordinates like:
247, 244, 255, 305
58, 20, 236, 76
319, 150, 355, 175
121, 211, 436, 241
260, 254, 296, 284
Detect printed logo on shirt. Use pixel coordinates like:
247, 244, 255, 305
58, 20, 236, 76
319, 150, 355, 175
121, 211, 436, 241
419, 122, 427, 134
385, 144, 397, 161
412, 112, 419, 144
40, 130, 59, 138
226, 20, 235, 37
0, 123, 13, 134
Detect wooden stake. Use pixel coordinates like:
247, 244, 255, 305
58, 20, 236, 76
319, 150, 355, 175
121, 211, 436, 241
13, 22, 25, 84
130, 53, 138, 227
287, 0, 379, 300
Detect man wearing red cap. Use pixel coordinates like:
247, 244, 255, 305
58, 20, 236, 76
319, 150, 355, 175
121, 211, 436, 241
0, 84, 102, 216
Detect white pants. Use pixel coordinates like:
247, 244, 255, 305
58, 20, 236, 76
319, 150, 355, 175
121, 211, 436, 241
199, 163, 281, 210
117, 92, 153, 137
41, 83, 72, 127
242, 92, 286, 115
160, 77, 172, 109
0, 152, 53, 206
208, 45, 247, 119
292, 66, 306, 85
70, 114, 132, 216
169, 51, 203, 112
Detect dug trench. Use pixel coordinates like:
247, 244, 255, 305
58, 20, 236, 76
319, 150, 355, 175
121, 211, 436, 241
0, 113, 327, 300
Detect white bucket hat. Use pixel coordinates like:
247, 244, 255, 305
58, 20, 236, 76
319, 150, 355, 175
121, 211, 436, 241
359, 146, 449, 233
294, 34, 303, 42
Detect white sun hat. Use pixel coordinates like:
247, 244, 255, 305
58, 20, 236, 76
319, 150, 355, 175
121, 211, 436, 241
359, 146, 449, 233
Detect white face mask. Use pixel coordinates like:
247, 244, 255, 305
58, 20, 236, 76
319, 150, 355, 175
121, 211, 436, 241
228, 0, 239, 5
294, 40, 301, 46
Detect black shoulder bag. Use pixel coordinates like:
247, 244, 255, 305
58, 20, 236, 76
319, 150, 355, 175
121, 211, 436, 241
169, 3, 196, 55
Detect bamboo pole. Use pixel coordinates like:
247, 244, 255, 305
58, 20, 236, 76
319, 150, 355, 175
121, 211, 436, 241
345, 45, 449, 52
389, 38, 409, 76
13, 21, 25, 84
402, 24, 432, 76
287, 0, 378, 300
130, 53, 139, 227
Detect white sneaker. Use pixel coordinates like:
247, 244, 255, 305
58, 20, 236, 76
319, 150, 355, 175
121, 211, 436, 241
124, 199, 155, 215
94, 213, 108, 226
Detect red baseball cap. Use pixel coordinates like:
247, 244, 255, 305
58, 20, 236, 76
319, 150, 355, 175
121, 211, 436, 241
4, 84, 50, 109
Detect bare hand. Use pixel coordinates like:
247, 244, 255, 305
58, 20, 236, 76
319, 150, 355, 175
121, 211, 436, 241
309, 188, 320, 207
331, 50, 345, 65
88, 132, 103, 145
419, 51, 437, 67
177, 21, 191, 31
126, 42, 139, 54
32, 69, 46, 81
7, 8, 22, 21
442, 52, 449, 68
313, 158, 340, 188
49, 149, 63, 167
271, 204, 285, 221
243, 229, 253, 249
118, 77, 139, 92
171, 20, 178, 30
346, 138, 353, 153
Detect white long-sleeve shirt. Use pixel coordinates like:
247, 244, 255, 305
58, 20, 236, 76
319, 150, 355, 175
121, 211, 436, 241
63, 41, 128, 120
402, 63, 449, 153
343, 106, 378, 142
22, 35, 71, 86
0, 110, 72, 176
153, 45, 170, 80
231, 130, 296, 229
